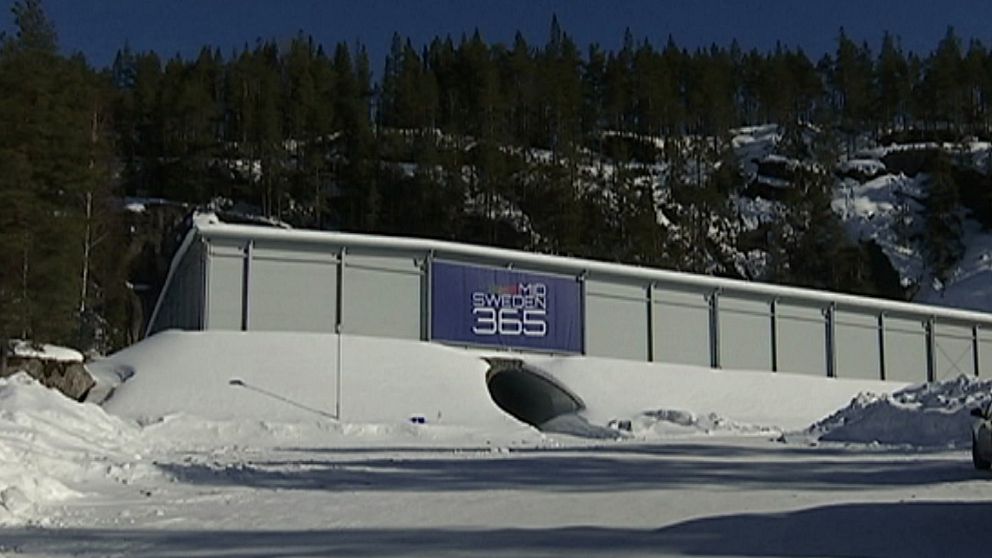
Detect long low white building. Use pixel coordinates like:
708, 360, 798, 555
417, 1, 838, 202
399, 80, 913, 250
147, 213, 992, 384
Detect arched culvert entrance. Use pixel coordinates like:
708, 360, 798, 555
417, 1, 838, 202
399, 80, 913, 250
485, 358, 584, 428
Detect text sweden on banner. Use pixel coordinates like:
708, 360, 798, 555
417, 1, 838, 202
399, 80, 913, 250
431, 261, 583, 352
470, 282, 547, 337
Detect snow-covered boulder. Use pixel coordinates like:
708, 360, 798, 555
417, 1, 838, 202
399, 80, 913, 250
1, 341, 94, 401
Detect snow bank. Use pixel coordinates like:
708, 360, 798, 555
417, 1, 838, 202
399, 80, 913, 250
88, 330, 522, 431
0, 373, 144, 526
89, 331, 914, 446
528, 355, 907, 435
808, 375, 992, 447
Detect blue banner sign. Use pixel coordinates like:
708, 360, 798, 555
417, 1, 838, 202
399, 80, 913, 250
431, 260, 583, 353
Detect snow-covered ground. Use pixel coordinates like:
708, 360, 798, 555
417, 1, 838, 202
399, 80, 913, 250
2, 332, 992, 557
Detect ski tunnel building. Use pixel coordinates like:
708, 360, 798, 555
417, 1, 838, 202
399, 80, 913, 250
123, 212, 992, 429
147, 213, 992, 388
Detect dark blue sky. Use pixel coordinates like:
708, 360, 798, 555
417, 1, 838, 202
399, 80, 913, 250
4, 0, 992, 76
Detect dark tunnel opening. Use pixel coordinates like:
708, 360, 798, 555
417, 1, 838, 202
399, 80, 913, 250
485, 358, 584, 428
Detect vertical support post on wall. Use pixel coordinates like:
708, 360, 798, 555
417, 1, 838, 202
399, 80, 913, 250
337, 247, 346, 332
200, 238, 209, 330
878, 313, 887, 381
579, 270, 588, 356
825, 303, 837, 378
709, 289, 721, 369
973, 325, 981, 378
335, 247, 346, 421
770, 298, 779, 372
424, 250, 435, 342
925, 317, 936, 383
647, 282, 655, 362
241, 240, 254, 331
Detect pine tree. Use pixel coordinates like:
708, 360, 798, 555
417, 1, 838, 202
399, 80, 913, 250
602, 31, 633, 133
11, 0, 56, 54
0, 0, 117, 347
831, 29, 873, 153
117, 51, 164, 196
158, 48, 224, 203
961, 39, 990, 136
581, 43, 606, 141
876, 32, 911, 133
921, 27, 965, 134
332, 42, 379, 231
539, 16, 582, 157
281, 34, 336, 226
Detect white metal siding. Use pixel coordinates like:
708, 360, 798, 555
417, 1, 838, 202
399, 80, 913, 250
248, 246, 337, 333
835, 310, 882, 380
206, 241, 245, 330
884, 316, 929, 383
653, 284, 711, 367
934, 323, 975, 380
979, 328, 992, 378
719, 294, 773, 372
585, 280, 649, 360
342, 252, 422, 340
777, 302, 827, 376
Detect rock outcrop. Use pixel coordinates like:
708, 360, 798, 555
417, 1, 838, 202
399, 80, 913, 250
0, 341, 95, 402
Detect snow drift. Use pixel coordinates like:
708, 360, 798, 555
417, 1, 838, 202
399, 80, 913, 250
88, 330, 910, 438
87, 330, 526, 432
808, 375, 992, 446
83, 329, 992, 451
0, 373, 148, 526
528, 354, 905, 434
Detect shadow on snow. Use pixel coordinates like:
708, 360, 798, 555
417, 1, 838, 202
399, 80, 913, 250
155, 441, 978, 493
3, 501, 987, 557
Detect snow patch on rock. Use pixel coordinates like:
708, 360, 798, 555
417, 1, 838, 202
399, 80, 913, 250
10, 340, 83, 363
